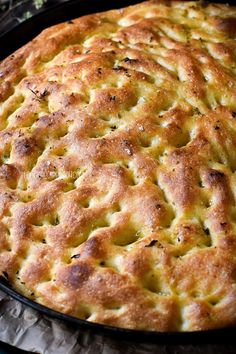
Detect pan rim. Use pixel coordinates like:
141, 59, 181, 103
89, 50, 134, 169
0, 280, 235, 342
0, 0, 236, 341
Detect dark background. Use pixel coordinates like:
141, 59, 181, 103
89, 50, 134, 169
0, 342, 27, 353
0, 0, 69, 34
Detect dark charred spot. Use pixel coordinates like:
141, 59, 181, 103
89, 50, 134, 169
17, 130, 24, 138
0, 164, 19, 184
4, 192, 14, 200
2, 131, 12, 138
232, 112, 236, 118
209, 170, 225, 178
71, 254, 80, 259
123, 57, 138, 64
28, 88, 39, 99
53, 216, 60, 225
28, 88, 49, 101
113, 65, 132, 77
67, 20, 74, 24
145, 240, 158, 247
15, 138, 36, 156
215, 17, 236, 37
97, 68, 102, 74
113, 66, 124, 71
206, 170, 225, 186
37, 114, 55, 128
193, 107, 201, 115
183, 225, 191, 230
83, 237, 105, 259
39, 89, 49, 99
220, 222, 227, 227
204, 228, 210, 236
17, 223, 31, 237
109, 95, 116, 101
61, 262, 93, 289
214, 126, 220, 130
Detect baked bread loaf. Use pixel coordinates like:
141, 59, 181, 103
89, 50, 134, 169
0, 0, 236, 331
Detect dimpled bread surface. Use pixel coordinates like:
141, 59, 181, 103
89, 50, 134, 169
0, 0, 236, 331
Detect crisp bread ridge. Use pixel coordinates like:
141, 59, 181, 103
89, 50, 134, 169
0, 0, 236, 331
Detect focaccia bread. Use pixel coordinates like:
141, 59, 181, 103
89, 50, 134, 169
0, 0, 236, 332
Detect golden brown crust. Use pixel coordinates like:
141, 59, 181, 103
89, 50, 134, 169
0, 0, 236, 331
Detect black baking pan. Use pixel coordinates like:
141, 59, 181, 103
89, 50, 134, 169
0, 278, 235, 344
0, 0, 236, 344
0, 0, 139, 60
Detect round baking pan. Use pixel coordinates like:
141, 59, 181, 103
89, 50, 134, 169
0, 0, 139, 60
0, 0, 236, 343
